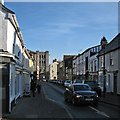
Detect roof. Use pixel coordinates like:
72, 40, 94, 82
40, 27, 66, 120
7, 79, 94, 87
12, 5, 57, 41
0, 3, 15, 14
72, 83, 88, 86
81, 44, 101, 55
98, 33, 120, 56
63, 55, 76, 60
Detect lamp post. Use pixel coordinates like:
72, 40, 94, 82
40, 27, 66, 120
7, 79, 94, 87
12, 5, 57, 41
101, 36, 107, 97
103, 48, 106, 97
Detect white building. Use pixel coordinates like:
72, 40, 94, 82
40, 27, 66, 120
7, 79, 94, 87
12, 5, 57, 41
73, 43, 102, 81
22, 48, 31, 96
98, 34, 120, 95
0, 3, 32, 114
49, 59, 58, 80
72, 56, 77, 80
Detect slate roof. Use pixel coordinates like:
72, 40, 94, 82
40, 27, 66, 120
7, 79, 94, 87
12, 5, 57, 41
0, 3, 15, 14
98, 33, 120, 56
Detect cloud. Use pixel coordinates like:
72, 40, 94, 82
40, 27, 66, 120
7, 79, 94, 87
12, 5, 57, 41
44, 22, 85, 34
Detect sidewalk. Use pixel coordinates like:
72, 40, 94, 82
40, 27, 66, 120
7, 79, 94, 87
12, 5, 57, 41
3, 88, 70, 119
99, 93, 120, 108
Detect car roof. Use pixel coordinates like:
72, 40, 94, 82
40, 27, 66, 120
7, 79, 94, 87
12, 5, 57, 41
66, 80, 72, 81
72, 83, 89, 86
84, 80, 96, 82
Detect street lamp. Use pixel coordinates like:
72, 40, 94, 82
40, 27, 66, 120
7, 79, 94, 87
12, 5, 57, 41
101, 36, 107, 97
103, 48, 106, 97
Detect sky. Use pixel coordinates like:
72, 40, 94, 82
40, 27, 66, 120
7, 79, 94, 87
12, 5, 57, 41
5, 2, 118, 64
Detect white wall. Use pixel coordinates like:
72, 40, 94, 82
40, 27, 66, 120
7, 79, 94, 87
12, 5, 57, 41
7, 20, 15, 54
9, 63, 15, 112
50, 62, 58, 80
98, 49, 120, 94
0, 9, 7, 50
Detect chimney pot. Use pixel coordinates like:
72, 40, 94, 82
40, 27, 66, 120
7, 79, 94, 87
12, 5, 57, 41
1, 0, 4, 5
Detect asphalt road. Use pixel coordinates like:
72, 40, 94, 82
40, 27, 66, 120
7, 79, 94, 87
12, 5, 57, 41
41, 81, 120, 118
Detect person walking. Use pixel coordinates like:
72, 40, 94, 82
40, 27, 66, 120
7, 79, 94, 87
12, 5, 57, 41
31, 80, 36, 97
37, 81, 41, 94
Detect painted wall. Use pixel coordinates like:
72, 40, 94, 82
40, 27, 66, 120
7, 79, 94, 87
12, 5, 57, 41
0, 9, 7, 50
50, 62, 58, 80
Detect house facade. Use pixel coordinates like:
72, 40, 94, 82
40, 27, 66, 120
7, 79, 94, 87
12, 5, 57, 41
63, 55, 76, 81
72, 56, 77, 80
28, 50, 49, 80
98, 34, 120, 95
49, 59, 58, 80
72, 42, 103, 82
0, 3, 32, 114
22, 48, 32, 96
57, 61, 64, 80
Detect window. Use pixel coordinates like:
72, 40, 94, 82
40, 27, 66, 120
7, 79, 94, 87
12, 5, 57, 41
101, 56, 104, 67
91, 62, 93, 72
110, 53, 113, 66
110, 59, 113, 65
94, 60, 97, 72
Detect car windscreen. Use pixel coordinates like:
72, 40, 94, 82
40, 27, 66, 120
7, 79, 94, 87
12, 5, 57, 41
66, 81, 71, 83
76, 80, 82, 83
84, 81, 97, 87
74, 85, 90, 91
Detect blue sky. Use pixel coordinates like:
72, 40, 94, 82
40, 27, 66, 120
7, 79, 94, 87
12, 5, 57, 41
5, 2, 118, 64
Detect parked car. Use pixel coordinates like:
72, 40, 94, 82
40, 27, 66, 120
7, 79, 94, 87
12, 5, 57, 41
73, 79, 83, 83
83, 80, 101, 96
50, 79, 57, 83
64, 80, 72, 87
64, 83, 99, 105
58, 80, 64, 85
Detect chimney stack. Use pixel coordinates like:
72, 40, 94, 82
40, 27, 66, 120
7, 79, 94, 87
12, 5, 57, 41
1, 0, 4, 5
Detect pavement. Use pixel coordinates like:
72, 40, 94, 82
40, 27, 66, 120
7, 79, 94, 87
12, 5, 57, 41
3, 87, 70, 119
99, 92, 120, 108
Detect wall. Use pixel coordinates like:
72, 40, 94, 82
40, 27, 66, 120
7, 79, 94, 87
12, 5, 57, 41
0, 8, 7, 50
50, 62, 58, 80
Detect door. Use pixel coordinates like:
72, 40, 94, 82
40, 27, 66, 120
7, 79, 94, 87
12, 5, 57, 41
108, 75, 111, 92
1, 63, 9, 114
114, 73, 117, 95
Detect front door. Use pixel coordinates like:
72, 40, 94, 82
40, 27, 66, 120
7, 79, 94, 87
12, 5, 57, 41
114, 73, 117, 95
1, 63, 9, 114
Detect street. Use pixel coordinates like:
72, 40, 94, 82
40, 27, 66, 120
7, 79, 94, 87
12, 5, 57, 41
5, 81, 120, 119
42, 82, 120, 118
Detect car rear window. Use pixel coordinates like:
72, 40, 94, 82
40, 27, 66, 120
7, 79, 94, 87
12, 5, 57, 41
74, 85, 90, 91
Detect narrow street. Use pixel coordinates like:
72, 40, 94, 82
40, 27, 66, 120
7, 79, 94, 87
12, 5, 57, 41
5, 81, 120, 119
42, 82, 120, 118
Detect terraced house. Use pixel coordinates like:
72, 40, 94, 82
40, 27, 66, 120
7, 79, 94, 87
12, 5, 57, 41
0, 3, 34, 114
98, 33, 120, 95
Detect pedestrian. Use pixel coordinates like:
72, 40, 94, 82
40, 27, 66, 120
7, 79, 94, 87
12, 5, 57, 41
37, 83, 41, 94
31, 80, 36, 97
37, 80, 41, 94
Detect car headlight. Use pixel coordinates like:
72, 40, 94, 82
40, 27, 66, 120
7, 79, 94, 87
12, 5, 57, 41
95, 94, 99, 98
76, 94, 83, 98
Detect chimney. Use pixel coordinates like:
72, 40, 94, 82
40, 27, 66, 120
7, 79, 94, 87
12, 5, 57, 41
1, 0, 4, 5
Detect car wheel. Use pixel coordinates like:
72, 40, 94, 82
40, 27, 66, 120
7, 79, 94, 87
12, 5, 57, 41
72, 98, 77, 105
94, 101, 98, 106
64, 97, 68, 102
